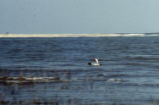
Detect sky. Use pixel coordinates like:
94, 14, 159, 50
0, 0, 159, 34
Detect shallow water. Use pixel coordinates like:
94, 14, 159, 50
0, 36, 159, 105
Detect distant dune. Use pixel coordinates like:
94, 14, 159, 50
0, 34, 146, 37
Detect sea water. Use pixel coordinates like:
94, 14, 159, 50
0, 35, 159, 104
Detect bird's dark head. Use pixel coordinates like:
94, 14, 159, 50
87, 62, 91, 66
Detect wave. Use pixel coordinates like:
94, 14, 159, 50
0, 33, 159, 37
126, 55, 159, 60
0, 76, 66, 84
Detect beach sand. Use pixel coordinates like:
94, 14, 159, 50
0, 34, 145, 37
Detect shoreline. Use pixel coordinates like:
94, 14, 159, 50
0, 34, 146, 38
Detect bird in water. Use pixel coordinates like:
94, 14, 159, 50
87, 58, 101, 66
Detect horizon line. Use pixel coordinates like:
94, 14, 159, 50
0, 33, 158, 38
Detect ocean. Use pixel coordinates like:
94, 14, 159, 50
0, 34, 159, 105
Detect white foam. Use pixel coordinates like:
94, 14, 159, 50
107, 78, 124, 83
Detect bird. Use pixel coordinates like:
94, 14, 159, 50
87, 58, 101, 66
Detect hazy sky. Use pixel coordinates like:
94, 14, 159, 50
0, 0, 159, 34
